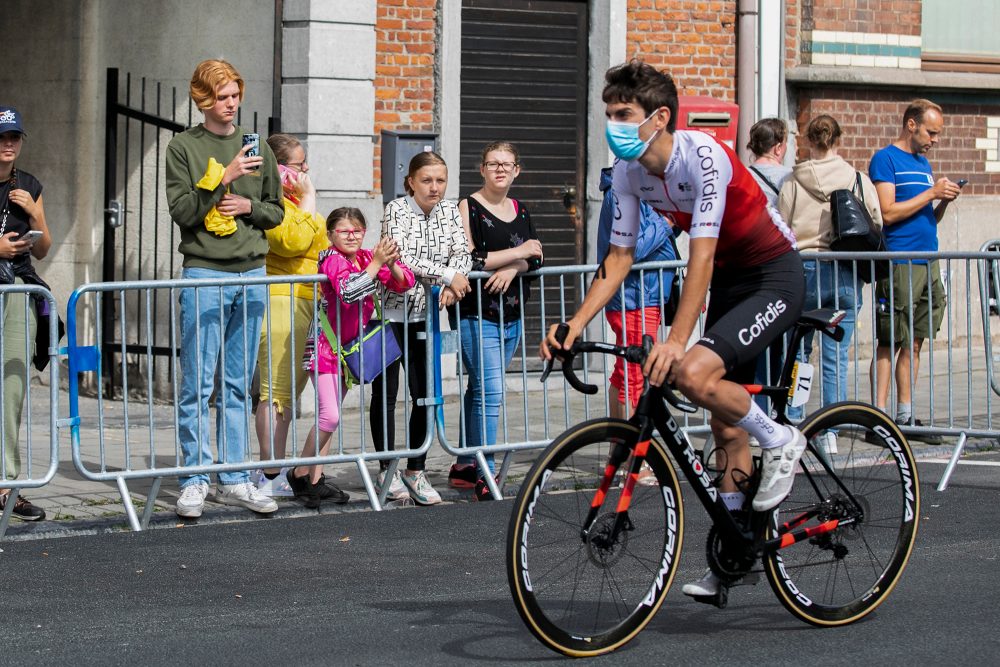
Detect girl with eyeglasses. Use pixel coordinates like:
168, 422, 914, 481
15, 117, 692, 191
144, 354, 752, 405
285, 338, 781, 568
294, 207, 414, 508
450, 141, 543, 500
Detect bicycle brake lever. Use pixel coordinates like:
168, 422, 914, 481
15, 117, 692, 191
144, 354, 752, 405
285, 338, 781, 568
540, 323, 570, 384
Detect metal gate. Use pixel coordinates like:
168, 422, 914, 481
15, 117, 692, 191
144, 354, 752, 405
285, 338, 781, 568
102, 67, 265, 396
459, 0, 589, 359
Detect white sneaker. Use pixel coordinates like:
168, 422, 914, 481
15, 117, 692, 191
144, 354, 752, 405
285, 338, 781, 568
753, 427, 808, 512
255, 469, 294, 498
376, 469, 409, 502
176, 482, 209, 518
400, 470, 442, 506
682, 569, 721, 597
216, 481, 279, 514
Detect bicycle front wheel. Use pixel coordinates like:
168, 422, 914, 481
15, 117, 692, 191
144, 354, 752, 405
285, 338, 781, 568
763, 402, 920, 626
506, 419, 684, 657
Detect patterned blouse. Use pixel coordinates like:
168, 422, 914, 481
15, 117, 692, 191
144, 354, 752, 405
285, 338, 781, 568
380, 196, 472, 321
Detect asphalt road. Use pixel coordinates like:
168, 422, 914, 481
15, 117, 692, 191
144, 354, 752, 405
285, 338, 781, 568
1, 454, 998, 666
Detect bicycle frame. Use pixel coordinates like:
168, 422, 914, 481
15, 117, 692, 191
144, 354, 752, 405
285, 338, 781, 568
572, 309, 863, 560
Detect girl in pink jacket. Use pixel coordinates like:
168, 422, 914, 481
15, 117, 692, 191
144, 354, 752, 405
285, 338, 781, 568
289, 207, 415, 508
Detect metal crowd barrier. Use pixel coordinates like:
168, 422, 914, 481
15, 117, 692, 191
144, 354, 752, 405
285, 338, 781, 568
46, 248, 1000, 534
66, 274, 439, 530
431, 251, 1000, 495
0, 284, 60, 538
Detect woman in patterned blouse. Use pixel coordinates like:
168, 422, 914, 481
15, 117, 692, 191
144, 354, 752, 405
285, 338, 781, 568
373, 151, 472, 505
449, 141, 543, 501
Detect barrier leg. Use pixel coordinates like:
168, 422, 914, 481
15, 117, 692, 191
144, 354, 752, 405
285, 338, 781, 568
140, 477, 162, 529
355, 459, 383, 511
475, 450, 502, 499
936, 432, 969, 492
117, 476, 142, 532
0, 489, 18, 539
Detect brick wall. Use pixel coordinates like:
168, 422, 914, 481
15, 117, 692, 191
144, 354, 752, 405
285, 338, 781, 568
374, 0, 437, 193
794, 90, 1000, 195
803, 0, 921, 36
626, 0, 738, 100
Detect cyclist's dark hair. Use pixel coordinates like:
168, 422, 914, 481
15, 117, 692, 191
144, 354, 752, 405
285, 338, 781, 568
602, 60, 678, 133
746, 118, 787, 157
805, 115, 842, 151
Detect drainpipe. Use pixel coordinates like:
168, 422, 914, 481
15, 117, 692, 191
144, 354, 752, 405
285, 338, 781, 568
736, 0, 759, 164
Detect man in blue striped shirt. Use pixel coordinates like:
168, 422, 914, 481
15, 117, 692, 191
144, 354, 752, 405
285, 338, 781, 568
868, 99, 962, 442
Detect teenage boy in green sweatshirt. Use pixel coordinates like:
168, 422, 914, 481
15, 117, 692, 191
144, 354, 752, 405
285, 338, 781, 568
165, 59, 283, 519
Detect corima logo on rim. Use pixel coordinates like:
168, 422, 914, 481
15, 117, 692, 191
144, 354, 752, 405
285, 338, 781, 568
738, 300, 787, 346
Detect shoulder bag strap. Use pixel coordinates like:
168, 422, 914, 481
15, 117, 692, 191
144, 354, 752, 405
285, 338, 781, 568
748, 165, 781, 196
853, 171, 866, 205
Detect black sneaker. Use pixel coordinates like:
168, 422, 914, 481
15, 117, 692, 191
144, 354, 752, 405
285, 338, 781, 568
315, 475, 350, 504
0, 493, 46, 521
448, 464, 478, 489
286, 469, 319, 509
473, 477, 498, 502
896, 418, 944, 445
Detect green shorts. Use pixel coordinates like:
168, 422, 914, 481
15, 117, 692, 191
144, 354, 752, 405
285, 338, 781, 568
875, 260, 946, 347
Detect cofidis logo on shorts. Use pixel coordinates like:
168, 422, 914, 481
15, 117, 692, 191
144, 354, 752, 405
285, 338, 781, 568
738, 300, 786, 346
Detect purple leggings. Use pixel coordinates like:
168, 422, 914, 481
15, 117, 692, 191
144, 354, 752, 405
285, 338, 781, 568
313, 372, 343, 433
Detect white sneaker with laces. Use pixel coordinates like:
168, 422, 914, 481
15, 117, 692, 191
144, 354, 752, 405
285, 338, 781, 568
255, 469, 294, 498
401, 471, 442, 506
377, 469, 409, 502
217, 481, 279, 514
753, 427, 808, 512
176, 482, 209, 518
682, 569, 721, 597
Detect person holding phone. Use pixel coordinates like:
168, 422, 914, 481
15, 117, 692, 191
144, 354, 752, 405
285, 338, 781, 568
165, 60, 284, 519
0, 106, 52, 521
868, 99, 960, 443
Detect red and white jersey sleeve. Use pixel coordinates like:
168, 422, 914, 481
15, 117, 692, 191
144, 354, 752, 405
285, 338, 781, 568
610, 130, 796, 268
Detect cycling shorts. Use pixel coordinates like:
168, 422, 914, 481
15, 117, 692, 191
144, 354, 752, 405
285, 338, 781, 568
696, 251, 805, 384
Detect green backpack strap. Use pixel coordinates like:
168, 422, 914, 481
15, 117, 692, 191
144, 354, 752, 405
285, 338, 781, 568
317, 308, 355, 389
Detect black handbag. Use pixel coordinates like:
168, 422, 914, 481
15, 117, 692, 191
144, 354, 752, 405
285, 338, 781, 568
829, 172, 889, 283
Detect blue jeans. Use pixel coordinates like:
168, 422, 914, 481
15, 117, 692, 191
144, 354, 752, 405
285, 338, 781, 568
457, 317, 521, 476
788, 259, 860, 421
177, 266, 267, 488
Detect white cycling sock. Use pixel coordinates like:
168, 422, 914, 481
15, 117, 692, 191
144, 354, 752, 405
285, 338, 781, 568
721, 491, 745, 511
735, 400, 793, 450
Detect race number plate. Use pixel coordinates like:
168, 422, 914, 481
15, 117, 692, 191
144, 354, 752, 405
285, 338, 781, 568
788, 362, 814, 408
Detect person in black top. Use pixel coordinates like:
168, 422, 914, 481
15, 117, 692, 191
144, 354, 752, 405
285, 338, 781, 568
0, 106, 53, 521
449, 141, 543, 500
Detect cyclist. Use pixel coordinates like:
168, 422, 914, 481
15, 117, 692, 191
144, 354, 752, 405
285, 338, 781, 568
540, 60, 807, 599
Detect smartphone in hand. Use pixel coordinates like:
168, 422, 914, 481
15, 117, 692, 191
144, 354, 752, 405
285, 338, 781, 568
956, 178, 968, 188
16, 230, 43, 246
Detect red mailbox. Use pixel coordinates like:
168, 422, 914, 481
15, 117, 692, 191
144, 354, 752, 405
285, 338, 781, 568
677, 96, 740, 149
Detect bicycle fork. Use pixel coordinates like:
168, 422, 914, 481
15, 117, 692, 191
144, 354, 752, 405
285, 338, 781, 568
579, 424, 655, 545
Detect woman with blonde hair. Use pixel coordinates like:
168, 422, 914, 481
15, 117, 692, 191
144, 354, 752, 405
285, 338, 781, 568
253, 133, 334, 498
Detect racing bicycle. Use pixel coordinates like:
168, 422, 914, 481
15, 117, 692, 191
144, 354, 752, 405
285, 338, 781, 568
506, 310, 920, 657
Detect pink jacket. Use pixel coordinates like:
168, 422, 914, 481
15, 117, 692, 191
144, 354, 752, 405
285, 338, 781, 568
311, 249, 415, 373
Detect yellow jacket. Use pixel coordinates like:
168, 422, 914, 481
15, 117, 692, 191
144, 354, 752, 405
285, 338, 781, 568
264, 197, 330, 298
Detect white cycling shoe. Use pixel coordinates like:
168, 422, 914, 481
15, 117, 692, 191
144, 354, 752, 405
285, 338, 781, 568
682, 569, 721, 597
752, 427, 807, 512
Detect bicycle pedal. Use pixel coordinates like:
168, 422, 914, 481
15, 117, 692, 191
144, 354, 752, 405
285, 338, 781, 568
690, 585, 729, 609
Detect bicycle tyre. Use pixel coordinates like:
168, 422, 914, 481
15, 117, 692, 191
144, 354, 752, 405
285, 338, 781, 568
506, 418, 684, 657
763, 402, 920, 626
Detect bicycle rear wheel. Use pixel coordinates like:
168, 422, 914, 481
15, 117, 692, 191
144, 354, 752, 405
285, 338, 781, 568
506, 419, 684, 657
763, 402, 919, 625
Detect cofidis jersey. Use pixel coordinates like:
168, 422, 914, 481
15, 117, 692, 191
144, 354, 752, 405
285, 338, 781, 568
609, 130, 796, 269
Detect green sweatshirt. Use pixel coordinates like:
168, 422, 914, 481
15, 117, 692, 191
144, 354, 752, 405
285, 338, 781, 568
165, 124, 284, 272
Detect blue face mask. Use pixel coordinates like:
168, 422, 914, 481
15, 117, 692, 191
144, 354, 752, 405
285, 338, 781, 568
606, 111, 660, 161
